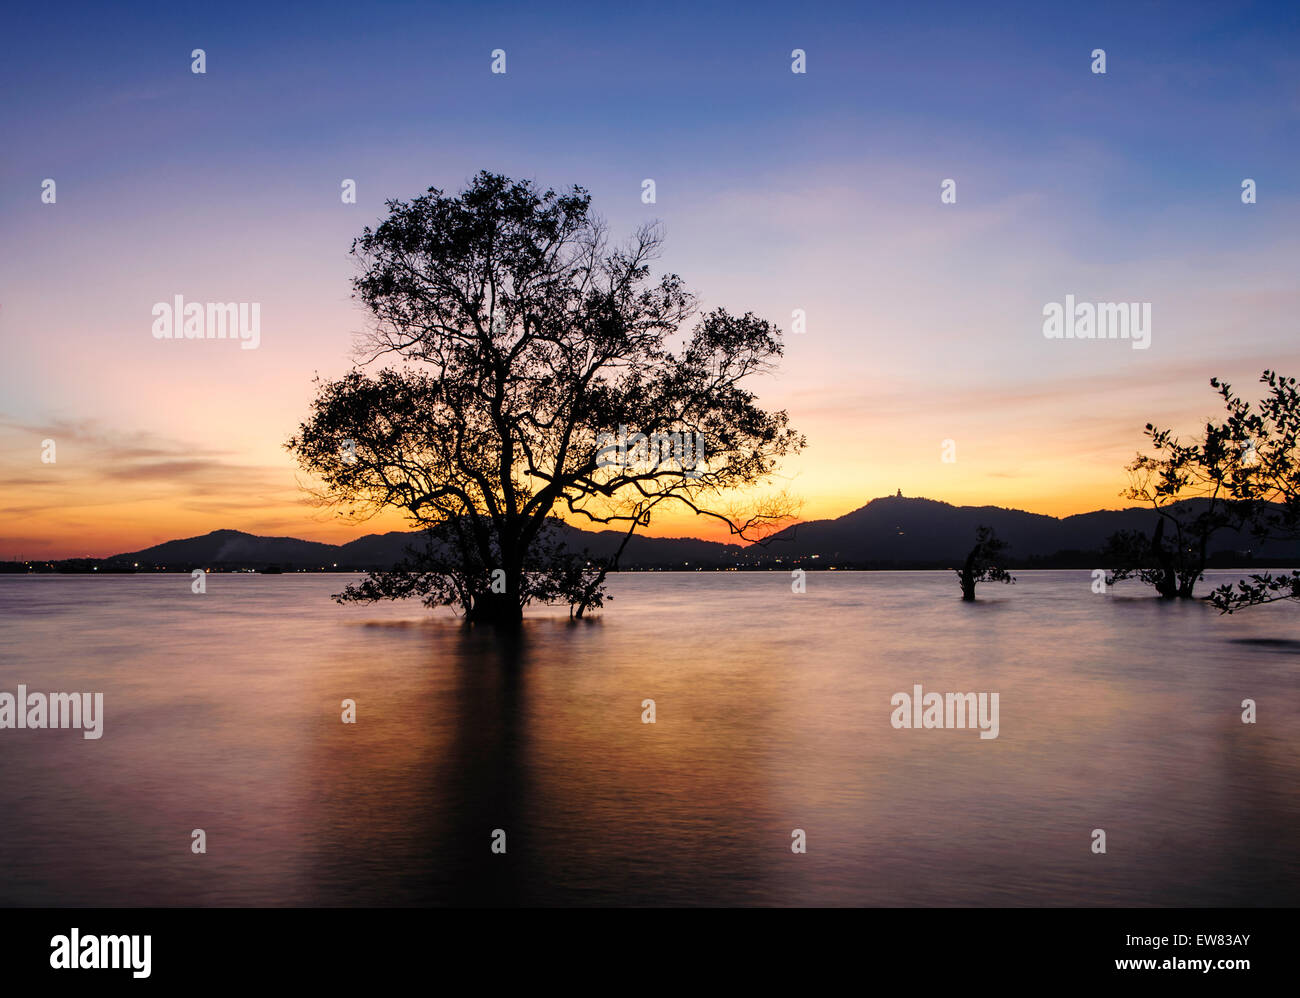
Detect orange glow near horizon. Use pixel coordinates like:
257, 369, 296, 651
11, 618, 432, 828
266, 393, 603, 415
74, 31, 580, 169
0, 389, 1214, 561
0, 346, 1292, 560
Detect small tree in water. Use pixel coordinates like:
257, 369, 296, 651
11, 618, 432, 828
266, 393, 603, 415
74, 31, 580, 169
1101, 520, 1184, 599
957, 526, 1014, 601
1204, 370, 1300, 612
1104, 382, 1256, 599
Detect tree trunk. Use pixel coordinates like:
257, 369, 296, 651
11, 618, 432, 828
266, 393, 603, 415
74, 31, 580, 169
960, 549, 977, 601
466, 591, 522, 627
1151, 518, 1179, 599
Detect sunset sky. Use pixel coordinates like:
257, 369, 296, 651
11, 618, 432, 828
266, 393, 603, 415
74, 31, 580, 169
2, 1, 1299, 558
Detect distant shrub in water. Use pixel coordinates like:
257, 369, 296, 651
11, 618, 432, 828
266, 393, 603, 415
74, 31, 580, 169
956, 526, 1014, 601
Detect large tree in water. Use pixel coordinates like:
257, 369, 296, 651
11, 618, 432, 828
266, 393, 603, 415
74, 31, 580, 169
289, 172, 803, 626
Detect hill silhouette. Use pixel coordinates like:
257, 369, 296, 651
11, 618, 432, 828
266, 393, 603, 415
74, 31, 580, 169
107, 522, 747, 570
92, 496, 1300, 571
761, 494, 1300, 564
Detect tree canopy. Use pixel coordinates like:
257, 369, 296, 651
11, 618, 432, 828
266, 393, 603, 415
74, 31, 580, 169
1104, 381, 1256, 599
288, 172, 803, 624
1204, 371, 1300, 611
1106, 370, 1300, 605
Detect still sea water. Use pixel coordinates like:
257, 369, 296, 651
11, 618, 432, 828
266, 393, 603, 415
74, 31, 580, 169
1, 571, 1297, 907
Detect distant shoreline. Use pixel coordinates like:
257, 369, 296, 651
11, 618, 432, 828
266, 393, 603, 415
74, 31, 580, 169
4, 564, 1296, 575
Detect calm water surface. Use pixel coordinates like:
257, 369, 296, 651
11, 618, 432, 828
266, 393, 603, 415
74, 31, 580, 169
1, 571, 1297, 906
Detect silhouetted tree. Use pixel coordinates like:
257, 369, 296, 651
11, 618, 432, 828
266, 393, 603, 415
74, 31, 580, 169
1203, 371, 1300, 612
288, 172, 803, 626
1107, 383, 1256, 599
1103, 520, 1181, 599
957, 526, 1014, 600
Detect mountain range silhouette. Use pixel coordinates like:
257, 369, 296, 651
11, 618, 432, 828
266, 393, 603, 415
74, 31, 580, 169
99, 495, 1300, 570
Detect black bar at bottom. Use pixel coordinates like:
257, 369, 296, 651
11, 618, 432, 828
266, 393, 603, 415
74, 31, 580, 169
0, 907, 1282, 986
